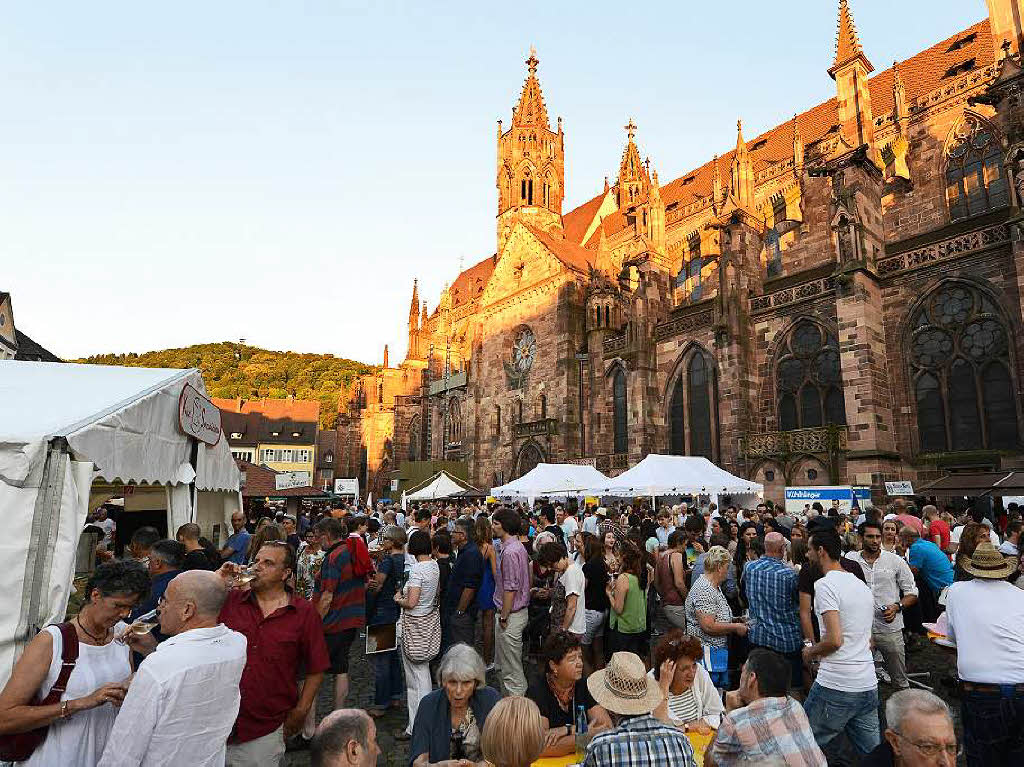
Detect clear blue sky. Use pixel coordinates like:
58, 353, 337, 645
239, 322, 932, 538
1, 0, 984, 363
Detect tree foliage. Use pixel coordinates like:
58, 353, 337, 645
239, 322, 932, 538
77, 342, 375, 428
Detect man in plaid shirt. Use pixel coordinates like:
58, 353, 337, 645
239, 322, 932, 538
742, 532, 804, 688
583, 651, 696, 767
706, 649, 825, 767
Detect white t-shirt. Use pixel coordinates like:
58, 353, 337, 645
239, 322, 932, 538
813, 569, 877, 692
561, 517, 580, 548
406, 559, 440, 617
946, 579, 1024, 684
558, 562, 587, 635
582, 515, 599, 534
951, 524, 999, 546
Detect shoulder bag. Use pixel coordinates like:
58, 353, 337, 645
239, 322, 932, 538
0, 622, 79, 762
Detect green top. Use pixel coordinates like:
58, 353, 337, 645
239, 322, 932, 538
609, 573, 647, 634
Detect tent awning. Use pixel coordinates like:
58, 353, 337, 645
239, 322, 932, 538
917, 471, 1024, 496
0, 361, 239, 492
490, 463, 611, 498
404, 470, 481, 501
593, 454, 763, 496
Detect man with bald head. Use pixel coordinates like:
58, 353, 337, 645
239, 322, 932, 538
310, 709, 380, 767
742, 531, 804, 692
99, 570, 247, 766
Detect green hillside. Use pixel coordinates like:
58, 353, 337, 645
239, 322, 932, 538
77, 342, 375, 428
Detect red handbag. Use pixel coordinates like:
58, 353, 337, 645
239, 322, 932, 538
0, 622, 79, 762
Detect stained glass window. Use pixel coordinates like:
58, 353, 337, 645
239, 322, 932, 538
945, 118, 1008, 221
688, 354, 713, 459
613, 369, 628, 455
909, 282, 1018, 452
776, 320, 845, 430
669, 381, 685, 455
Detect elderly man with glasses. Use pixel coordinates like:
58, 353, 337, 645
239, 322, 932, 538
861, 689, 958, 767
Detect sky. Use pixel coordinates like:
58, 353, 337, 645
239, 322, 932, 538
1, 0, 985, 363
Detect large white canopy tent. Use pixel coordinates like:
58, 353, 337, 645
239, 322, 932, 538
589, 454, 763, 497
402, 471, 481, 506
491, 463, 612, 503
0, 361, 241, 687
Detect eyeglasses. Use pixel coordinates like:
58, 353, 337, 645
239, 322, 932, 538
891, 731, 961, 759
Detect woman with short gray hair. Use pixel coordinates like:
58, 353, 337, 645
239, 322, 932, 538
409, 644, 499, 767
684, 545, 748, 687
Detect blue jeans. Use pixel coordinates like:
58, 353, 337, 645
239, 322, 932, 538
373, 649, 403, 707
803, 682, 880, 755
961, 687, 1024, 767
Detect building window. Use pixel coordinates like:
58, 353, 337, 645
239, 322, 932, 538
495, 405, 501, 436
669, 380, 685, 455
675, 234, 704, 304
945, 116, 1008, 221
324, 451, 333, 464
540, 394, 547, 419
445, 399, 462, 444
909, 282, 1018, 452
688, 353, 713, 459
776, 320, 846, 431
764, 229, 782, 278
613, 368, 628, 454
408, 416, 421, 462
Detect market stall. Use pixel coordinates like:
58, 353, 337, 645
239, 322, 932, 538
0, 361, 241, 687
490, 463, 611, 505
590, 454, 762, 497
402, 470, 482, 507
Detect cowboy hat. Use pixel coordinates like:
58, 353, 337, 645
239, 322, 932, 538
586, 652, 664, 716
962, 542, 1017, 580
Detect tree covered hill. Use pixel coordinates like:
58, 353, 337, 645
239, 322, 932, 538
77, 342, 375, 428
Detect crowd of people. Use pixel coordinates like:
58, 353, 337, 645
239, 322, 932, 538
0, 494, 1022, 767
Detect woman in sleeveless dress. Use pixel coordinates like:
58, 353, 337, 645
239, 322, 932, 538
475, 516, 498, 669
0, 561, 150, 766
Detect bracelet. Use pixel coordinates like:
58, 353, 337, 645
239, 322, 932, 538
60, 700, 71, 719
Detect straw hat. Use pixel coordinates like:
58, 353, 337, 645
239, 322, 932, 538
586, 652, 664, 716
962, 542, 1017, 580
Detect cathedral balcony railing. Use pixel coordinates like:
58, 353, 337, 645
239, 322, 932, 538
595, 453, 629, 472
428, 370, 468, 396
512, 418, 558, 439
740, 425, 849, 459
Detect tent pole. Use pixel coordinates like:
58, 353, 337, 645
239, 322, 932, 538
187, 436, 199, 523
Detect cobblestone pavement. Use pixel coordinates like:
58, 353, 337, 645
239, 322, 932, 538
285, 619, 964, 767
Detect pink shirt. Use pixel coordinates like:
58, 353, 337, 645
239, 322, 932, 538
494, 536, 531, 612
897, 514, 925, 537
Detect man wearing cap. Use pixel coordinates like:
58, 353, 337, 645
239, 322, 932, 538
582, 651, 696, 767
944, 542, 1024, 766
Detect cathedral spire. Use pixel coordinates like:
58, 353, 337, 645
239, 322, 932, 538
513, 46, 550, 128
616, 117, 650, 208
830, 0, 873, 78
409, 279, 420, 324
731, 120, 755, 209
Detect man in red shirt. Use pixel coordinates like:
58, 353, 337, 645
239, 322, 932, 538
313, 517, 366, 715
219, 541, 329, 765
922, 504, 951, 555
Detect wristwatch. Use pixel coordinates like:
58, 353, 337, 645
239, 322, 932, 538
894, 603, 903, 613
803, 640, 813, 648
565, 724, 572, 737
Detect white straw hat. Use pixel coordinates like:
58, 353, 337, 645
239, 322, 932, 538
586, 652, 664, 716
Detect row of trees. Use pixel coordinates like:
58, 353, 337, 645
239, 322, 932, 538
79, 342, 375, 428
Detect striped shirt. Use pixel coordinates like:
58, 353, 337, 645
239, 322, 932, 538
712, 696, 826, 766
583, 714, 696, 767
314, 540, 366, 633
743, 556, 803, 653
666, 687, 700, 724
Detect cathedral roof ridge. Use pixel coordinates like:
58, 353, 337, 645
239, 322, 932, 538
559, 17, 993, 245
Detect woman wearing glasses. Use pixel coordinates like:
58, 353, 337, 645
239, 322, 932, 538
649, 630, 724, 734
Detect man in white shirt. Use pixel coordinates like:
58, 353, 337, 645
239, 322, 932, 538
801, 528, 880, 757
945, 542, 1024, 767
557, 506, 579, 551
101, 570, 247, 767
582, 506, 599, 535
847, 521, 918, 689
999, 520, 1021, 557
536, 541, 587, 637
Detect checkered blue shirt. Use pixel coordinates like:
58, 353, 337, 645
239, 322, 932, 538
743, 556, 803, 653
582, 714, 696, 767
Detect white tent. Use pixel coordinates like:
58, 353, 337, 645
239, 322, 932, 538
491, 463, 611, 502
0, 361, 241, 687
403, 471, 479, 502
591, 454, 763, 496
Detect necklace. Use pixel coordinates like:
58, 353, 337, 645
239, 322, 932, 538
76, 614, 109, 643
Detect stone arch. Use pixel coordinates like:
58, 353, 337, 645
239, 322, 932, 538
789, 455, 831, 486
513, 439, 546, 479
765, 316, 844, 432
662, 342, 719, 460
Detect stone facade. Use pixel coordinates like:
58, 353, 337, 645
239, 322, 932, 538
339, 1, 1024, 505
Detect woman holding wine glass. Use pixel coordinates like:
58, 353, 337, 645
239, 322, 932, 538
0, 561, 150, 766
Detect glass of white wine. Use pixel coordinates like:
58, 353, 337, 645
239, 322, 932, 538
118, 609, 158, 643
234, 565, 257, 586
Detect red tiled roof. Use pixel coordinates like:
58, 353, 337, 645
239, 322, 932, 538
449, 255, 498, 308
562, 18, 993, 240
562, 192, 607, 244
236, 459, 322, 498
524, 223, 596, 273
212, 397, 319, 423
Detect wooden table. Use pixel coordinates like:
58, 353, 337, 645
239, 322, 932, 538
531, 730, 716, 767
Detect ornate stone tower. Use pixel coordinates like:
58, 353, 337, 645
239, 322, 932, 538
616, 118, 650, 208
496, 47, 565, 251
828, 0, 876, 155
407, 279, 420, 360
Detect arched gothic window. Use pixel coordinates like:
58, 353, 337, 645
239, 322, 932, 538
776, 321, 846, 431
613, 368, 628, 454
909, 283, 1018, 452
324, 451, 334, 464
667, 350, 717, 458
675, 233, 704, 304
445, 400, 462, 445
407, 417, 421, 462
945, 117, 1008, 221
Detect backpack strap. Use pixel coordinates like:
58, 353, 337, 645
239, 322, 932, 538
41, 623, 79, 705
